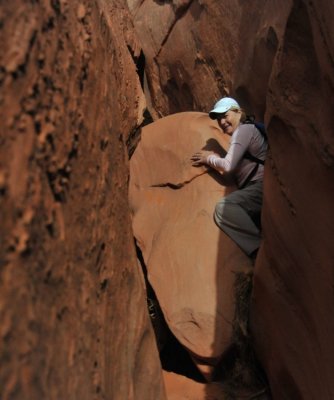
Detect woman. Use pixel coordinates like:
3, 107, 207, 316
191, 97, 267, 259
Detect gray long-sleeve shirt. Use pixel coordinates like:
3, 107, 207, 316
206, 123, 267, 187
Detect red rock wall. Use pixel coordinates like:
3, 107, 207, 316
0, 1, 165, 399
129, 0, 334, 398
251, 1, 334, 398
128, 0, 289, 120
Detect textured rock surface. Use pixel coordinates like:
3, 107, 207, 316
250, 1, 334, 399
0, 1, 165, 399
129, 0, 334, 398
2, 0, 334, 398
128, 0, 284, 120
129, 112, 253, 375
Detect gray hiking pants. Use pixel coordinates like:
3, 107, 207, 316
214, 180, 263, 256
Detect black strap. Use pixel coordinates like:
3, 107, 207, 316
244, 151, 265, 165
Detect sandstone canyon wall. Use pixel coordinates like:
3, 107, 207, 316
0, 1, 165, 399
1, 0, 334, 399
127, 0, 286, 120
252, 2, 334, 398
129, 1, 334, 399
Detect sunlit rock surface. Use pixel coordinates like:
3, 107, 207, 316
129, 112, 253, 377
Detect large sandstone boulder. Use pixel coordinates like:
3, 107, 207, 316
129, 112, 253, 377
0, 1, 165, 399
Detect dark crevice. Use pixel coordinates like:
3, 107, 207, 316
51, 0, 61, 15
151, 182, 184, 190
160, 332, 206, 383
135, 241, 168, 351
11, 63, 27, 80
127, 109, 153, 159
155, 0, 196, 58
150, 171, 208, 190
0, 66, 5, 87
127, 47, 146, 90
125, 47, 151, 158
220, 271, 271, 398
42, 16, 55, 33
135, 240, 205, 382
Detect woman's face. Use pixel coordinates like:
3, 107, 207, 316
216, 109, 241, 135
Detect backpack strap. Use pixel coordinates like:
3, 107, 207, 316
240, 150, 265, 189
239, 120, 267, 189
244, 151, 265, 165
254, 122, 267, 139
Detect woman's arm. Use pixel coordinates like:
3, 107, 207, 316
192, 125, 253, 172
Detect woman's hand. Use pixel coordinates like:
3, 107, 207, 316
191, 150, 217, 166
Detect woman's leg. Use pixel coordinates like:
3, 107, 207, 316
214, 181, 263, 255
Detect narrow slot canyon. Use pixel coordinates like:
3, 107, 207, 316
1, 1, 334, 400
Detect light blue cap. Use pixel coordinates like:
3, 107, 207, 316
209, 97, 240, 119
